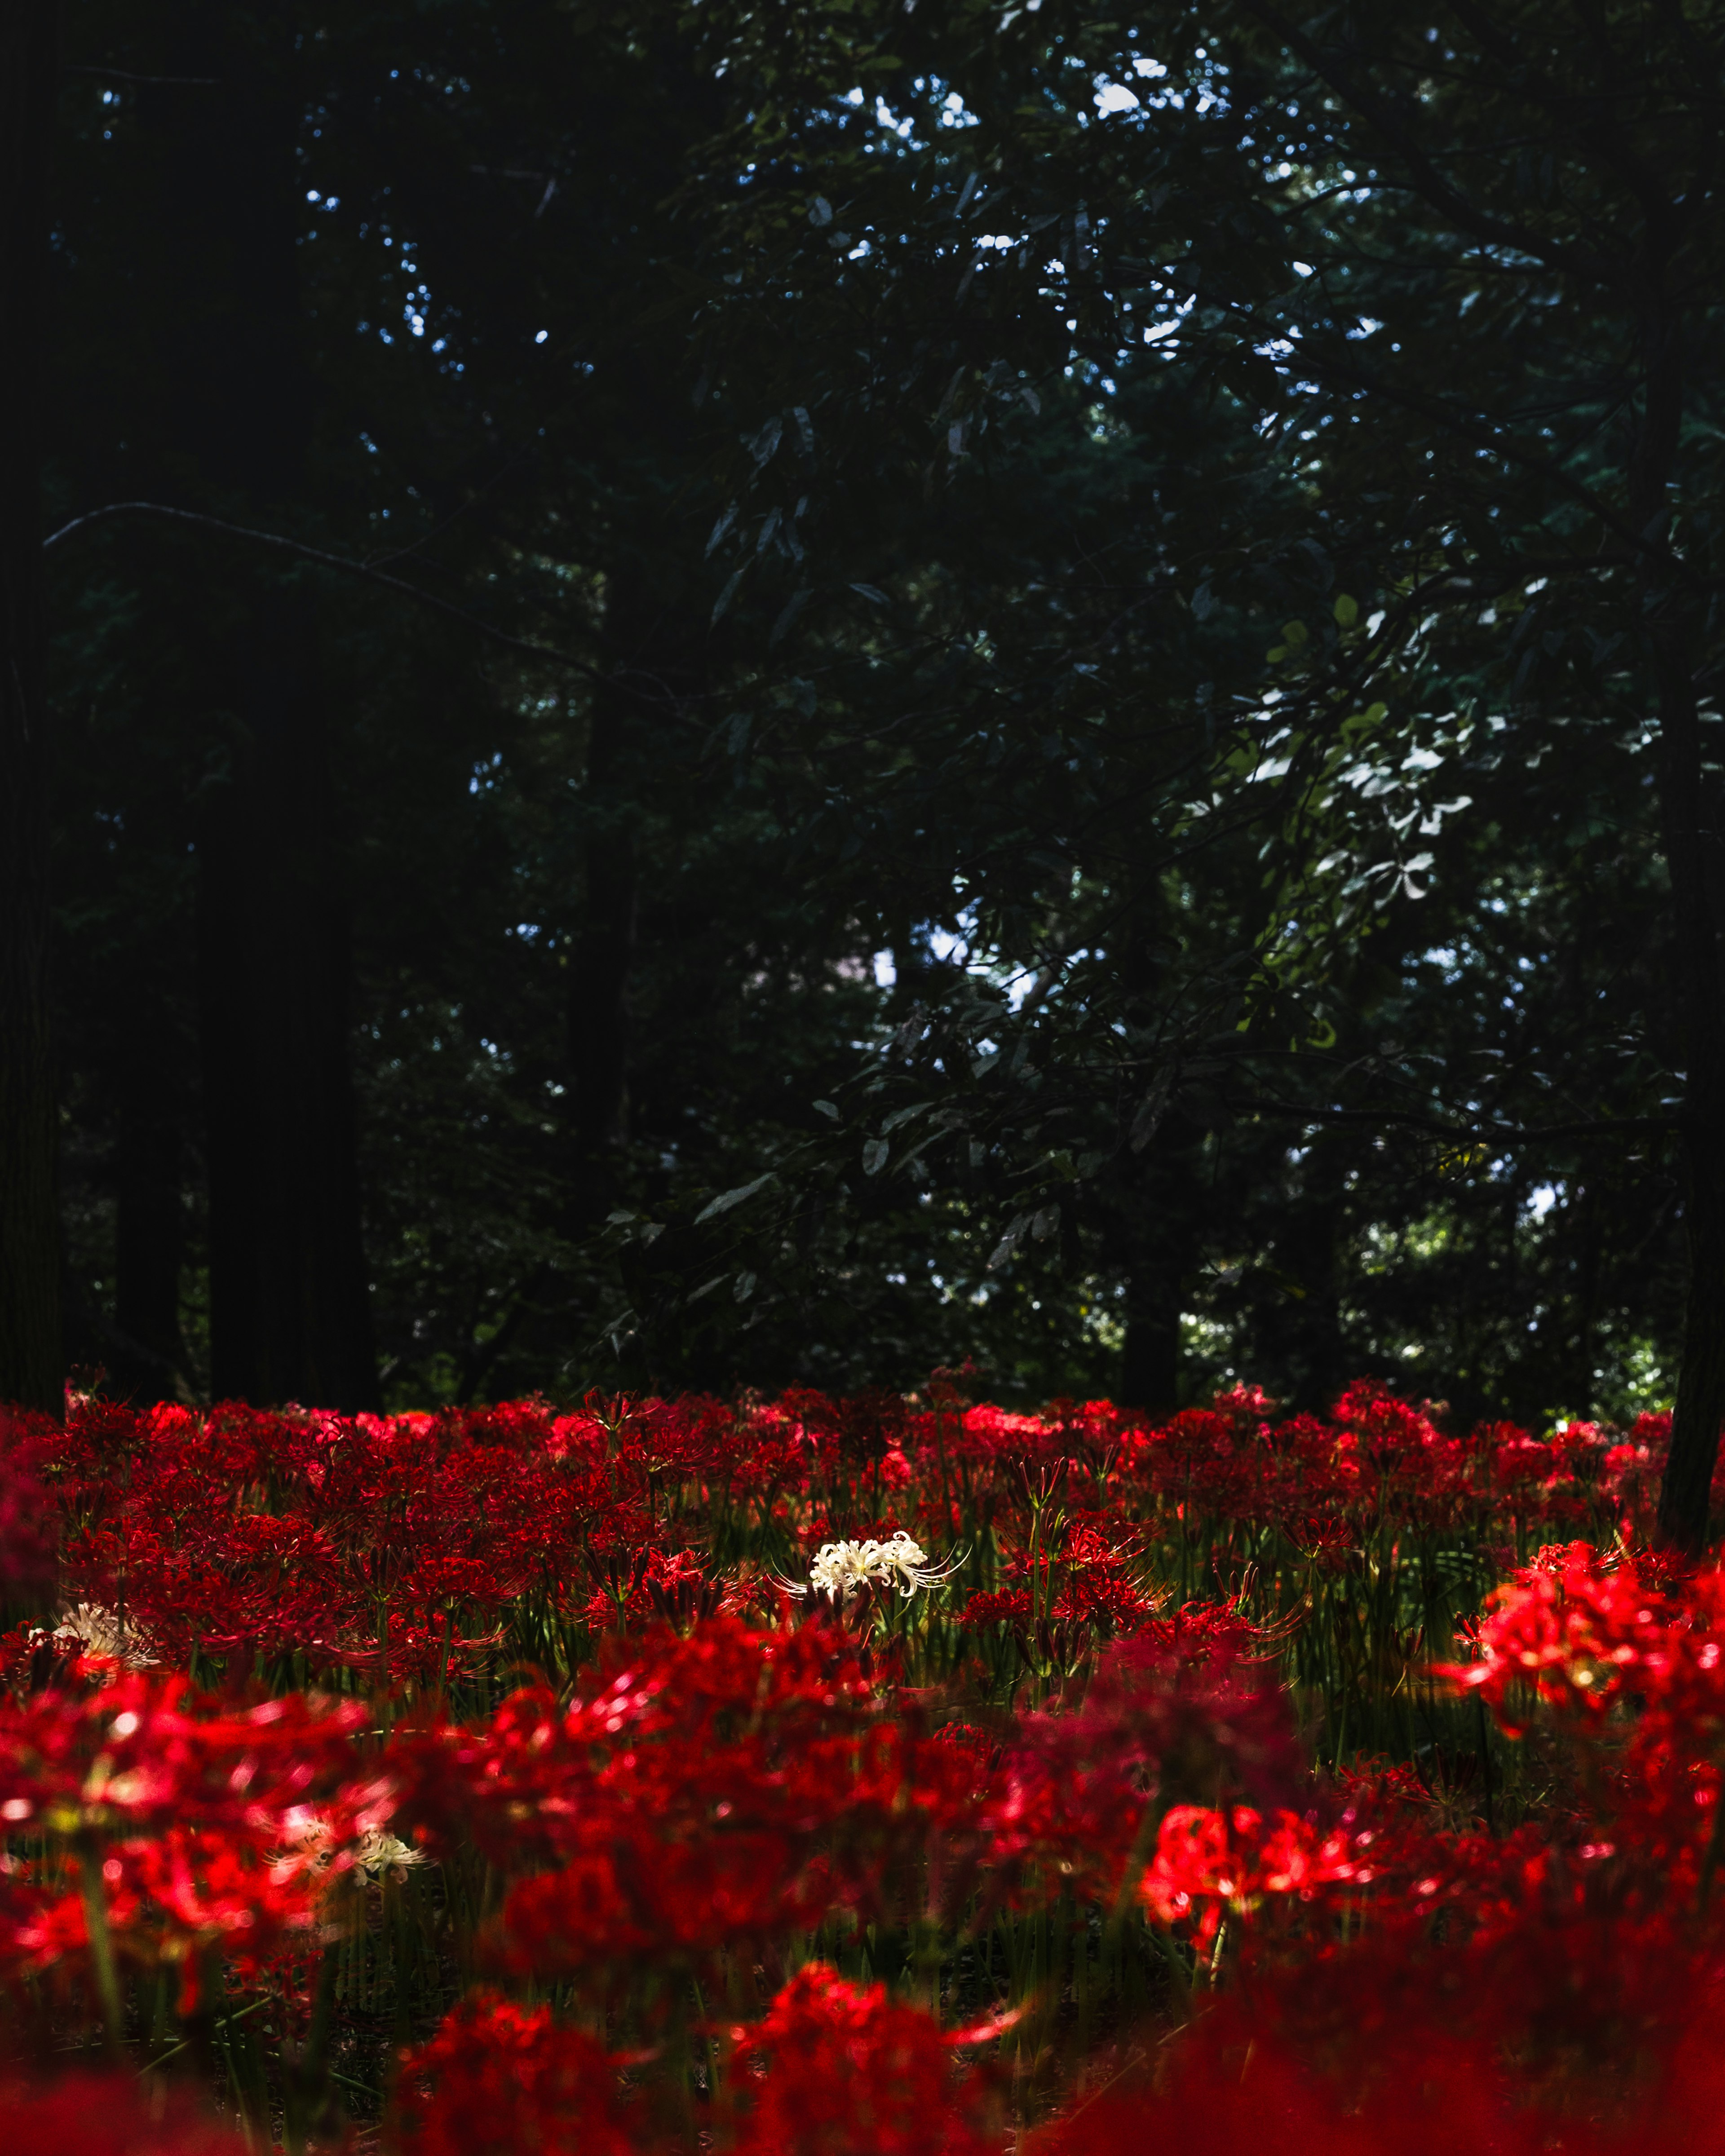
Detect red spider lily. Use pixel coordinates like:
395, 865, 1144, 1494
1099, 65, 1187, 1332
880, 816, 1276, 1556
986, 1619, 1306, 1913
0, 1670, 392, 2004
1138, 1802, 1376, 1947
1438, 1540, 1694, 1728
960, 1590, 1034, 1629
0, 1671, 381, 1839
730, 1963, 998, 2156
0, 1407, 58, 1602
10, 1378, 1725, 2140
0, 2073, 245, 2155
395, 1616, 1000, 1976
396, 1990, 644, 2156
28, 1383, 1692, 1694
1025, 2014, 1553, 2156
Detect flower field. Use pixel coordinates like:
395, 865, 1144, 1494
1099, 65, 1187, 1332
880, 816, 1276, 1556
4, 1379, 1725, 2151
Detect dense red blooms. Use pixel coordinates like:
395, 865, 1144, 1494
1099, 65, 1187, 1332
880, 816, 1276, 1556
21, 1376, 1698, 1713
0, 2075, 244, 2156
395, 1615, 1003, 1976
0, 1407, 57, 1600
0, 1670, 389, 2001
992, 1618, 1305, 1904
398, 1992, 642, 2156
7, 1378, 1725, 2144
730, 1964, 995, 2156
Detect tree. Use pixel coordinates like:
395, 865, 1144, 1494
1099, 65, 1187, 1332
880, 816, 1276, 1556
673, 0, 1722, 1523
0, 0, 61, 1416
28, 0, 1714, 1469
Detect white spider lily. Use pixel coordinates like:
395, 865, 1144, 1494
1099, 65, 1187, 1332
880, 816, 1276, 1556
794, 1531, 963, 1605
354, 1828, 427, 1882
275, 1816, 425, 1888
56, 1603, 158, 1669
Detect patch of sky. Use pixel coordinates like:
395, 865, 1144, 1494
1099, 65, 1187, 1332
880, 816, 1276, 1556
1094, 79, 1142, 115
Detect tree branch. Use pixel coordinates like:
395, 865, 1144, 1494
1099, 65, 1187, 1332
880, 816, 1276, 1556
1230, 1099, 1675, 1145
43, 498, 614, 686
64, 65, 217, 86
1237, 0, 1616, 283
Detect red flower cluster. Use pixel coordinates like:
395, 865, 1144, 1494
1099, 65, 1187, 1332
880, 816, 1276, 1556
18, 1380, 1689, 1699
399, 1963, 999, 2156
398, 1615, 994, 1979
0, 2073, 244, 2156
0, 1668, 388, 2009
398, 1992, 642, 2156
3, 1378, 1723, 2149
0, 1405, 58, 1603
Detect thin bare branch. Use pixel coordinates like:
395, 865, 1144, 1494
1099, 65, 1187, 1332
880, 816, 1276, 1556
43, 499, 613, 686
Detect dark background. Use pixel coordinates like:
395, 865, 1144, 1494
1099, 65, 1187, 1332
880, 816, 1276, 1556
21, 0, 1723, 1430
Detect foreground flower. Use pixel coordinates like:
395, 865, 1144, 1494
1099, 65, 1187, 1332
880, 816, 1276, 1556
800, 1533, 962, 1605
397, 1991, 640, 2156
732, 1964, 997, 2156
0, 2071, 244, 2155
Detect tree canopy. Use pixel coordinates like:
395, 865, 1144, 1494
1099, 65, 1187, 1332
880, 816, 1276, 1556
6, 0, 1723, 1533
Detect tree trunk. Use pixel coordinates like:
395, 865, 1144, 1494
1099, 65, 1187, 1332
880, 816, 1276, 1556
0, 0, 62, 1414
566, 679, 639, 1233
112, 1044, 186, 1400
1640, 307, 1725, 1551
197, 614, 377, 1409
145, 5, 377, 1407
1652, 606, 1725, 1546
1121, 1274, 1181, 1413
1281, 1185, 1346, 1414
565, 568, 695, 1236
1117, 1146, 1204, 1414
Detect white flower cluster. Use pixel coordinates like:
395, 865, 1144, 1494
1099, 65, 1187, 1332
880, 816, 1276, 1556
56, 1603, 158, 1669
277, 1816, 425, 1888
354, 1828, 426, 1883
803, 1531, 958, 1605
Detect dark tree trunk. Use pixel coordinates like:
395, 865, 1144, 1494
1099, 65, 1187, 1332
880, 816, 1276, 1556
0, 0, 62, 1414
1637, 310, 1725, 1551
1652, 593, 1725, 1547
565, 569, 700, 1237
112, 1045, 186, 1400
1570, 1181, 1601, 1420
142, 6, 376, 1407
1282, 1189, 1346, 1414
1121, 1274, 1181, 1413
566, 674, 639, 1233
1116, 1144, 1205, 1415
197, 614, 377, 1408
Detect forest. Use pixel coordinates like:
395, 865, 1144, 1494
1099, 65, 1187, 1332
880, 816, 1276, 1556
5, 0, 1720, 1452
4, 0, 1725, 2145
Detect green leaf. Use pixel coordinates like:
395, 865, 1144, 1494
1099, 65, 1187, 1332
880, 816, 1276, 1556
986, 1212, 1033, 1271
694, 1173, 773, 1224
711, 564, 747, 625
